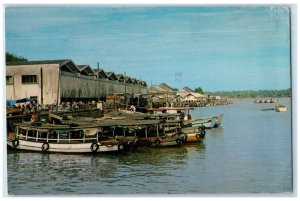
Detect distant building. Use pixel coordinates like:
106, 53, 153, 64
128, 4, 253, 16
149, 85, 168, 94
175, 91, 206, 104
6, 59, 148, 105
208, 95, 222, 105
159, 83, 177, 94
181, 86, 194, 92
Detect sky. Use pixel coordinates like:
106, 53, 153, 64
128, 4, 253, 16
5, 6, 291, 92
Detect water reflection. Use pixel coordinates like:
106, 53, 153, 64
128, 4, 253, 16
207, 127, 224, 138
7, 98, 292, 194
118, 146, 189, 167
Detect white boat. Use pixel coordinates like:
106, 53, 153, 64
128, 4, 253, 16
184, 114, 223, 129
275, 105, 288, 112
215, 114, 224, 127
7, 122, 123, 153
147, 107, 223, 128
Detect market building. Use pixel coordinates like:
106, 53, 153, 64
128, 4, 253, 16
6, 59, 148, 105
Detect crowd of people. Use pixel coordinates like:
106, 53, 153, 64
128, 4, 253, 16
9, 100, 99, 117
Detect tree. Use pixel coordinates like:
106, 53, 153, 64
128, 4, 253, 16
6, 52, 28, 62
194, 87, 205, 94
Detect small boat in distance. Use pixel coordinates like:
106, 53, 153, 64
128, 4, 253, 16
275, 104, 288, 112
255, 99, 278, 104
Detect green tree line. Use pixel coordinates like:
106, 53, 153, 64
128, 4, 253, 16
6, 52, 28, 62
206, 88, 291, 98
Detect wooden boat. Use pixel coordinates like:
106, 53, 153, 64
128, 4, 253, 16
182, 114, 223, 129
215, 114, 224, 127
106, 111, 206, 144
275, 105, 288, 112
7, 122, 123, 153
69, 118, 185, 148
163, 119, 206, 143
255, 99, 278, 104
261, 108, 275, 111
147, 107, 223, 128
147, 107, 194, 120
107, 108, 217, 144
181, 126, 206, 143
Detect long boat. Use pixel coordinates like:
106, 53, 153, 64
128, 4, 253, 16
147, 107, 223, 128
67, 118, 185, 148
7, 122, 123, 153
275, 105, 288, 112
165, 120, 206, 143
107, 109, 208, 144
105, 113, 206, 144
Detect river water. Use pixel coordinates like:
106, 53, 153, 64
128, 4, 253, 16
6, 98, 293, 195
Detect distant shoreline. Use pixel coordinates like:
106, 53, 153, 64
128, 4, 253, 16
206, 89, 291, 98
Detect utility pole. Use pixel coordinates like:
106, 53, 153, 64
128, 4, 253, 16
124, 72, 127, 110
97, 62, 100, 102
124, 72, 126, 94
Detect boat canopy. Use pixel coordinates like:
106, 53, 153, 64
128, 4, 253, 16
147, 107, 194, 111
6, 98, 33, 107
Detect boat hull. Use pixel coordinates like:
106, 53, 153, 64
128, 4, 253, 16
185, 133, 205, 143
276, 107, 288, 112
137, 136, 182, 147
7, 139, 122, 153
181, 127, 206, 143
215, 114, 224, 127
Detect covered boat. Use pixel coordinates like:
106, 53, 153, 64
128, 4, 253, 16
7, 122, 123, 153
69, 118, 185, 148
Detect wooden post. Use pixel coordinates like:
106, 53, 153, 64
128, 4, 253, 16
40, 68, 43, 105
56, 68, 61, 110
83, 131, 85, 143
145, 127, 148, 138
16, 127, 19, 138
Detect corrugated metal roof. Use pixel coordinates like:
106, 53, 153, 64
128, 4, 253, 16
6, 59, 72, 66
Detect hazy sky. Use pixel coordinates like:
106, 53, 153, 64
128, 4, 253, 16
5, 6, 291, 91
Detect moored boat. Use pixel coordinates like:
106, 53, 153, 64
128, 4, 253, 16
183, 114, 223, 129
215, 114, 224, 127
67, 117, 185, 148
180, 126, 206, 143
147, 107, 223, 128
275, 105, 288, 112
7, 122, 123, 153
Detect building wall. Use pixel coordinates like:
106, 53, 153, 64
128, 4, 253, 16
6, 64, 60, 104
184, 94, 196, 101
60, 73, 148, 99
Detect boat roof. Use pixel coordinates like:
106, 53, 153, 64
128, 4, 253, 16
15, 119, 164, 131
16, 122, 100, 130
147, 107, 194, 111
106, 112, 181, 119
96, 119, 163, 127
66, 117, 165, 127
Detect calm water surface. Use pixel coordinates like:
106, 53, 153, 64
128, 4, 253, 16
6, 98, 292, 195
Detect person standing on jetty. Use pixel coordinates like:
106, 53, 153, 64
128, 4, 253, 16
129, 105, 136, 113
